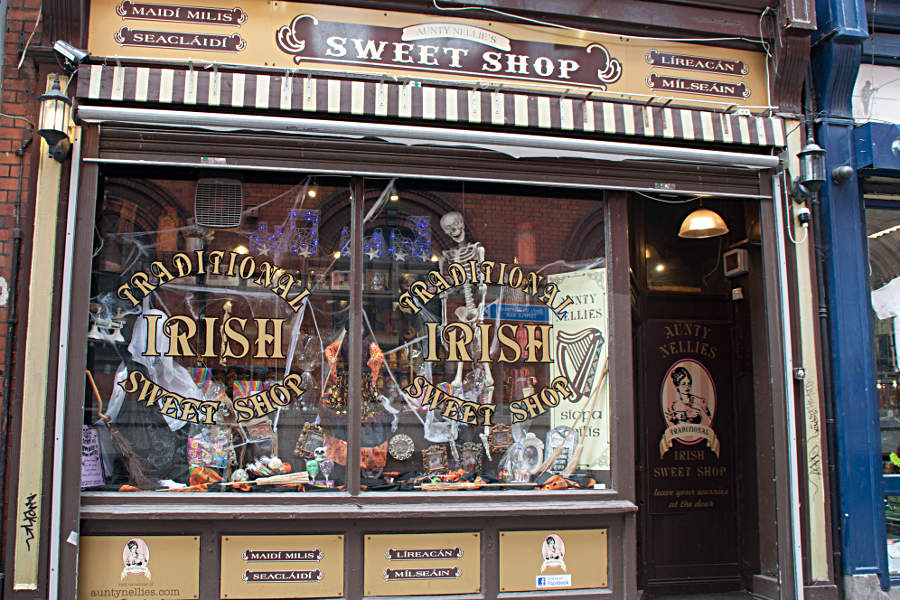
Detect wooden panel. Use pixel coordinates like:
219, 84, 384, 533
499, 529, 608, 592
363, 532, 480, 596
13, 75, 65, 590
59, 126, 101, 600
77, 535, 200, 600
92, 126, 765, 199
771, 0, 816, 113
639, 319, 740, 592
220, 535, 344, 599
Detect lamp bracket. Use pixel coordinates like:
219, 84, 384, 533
790, 176, 813, 205
48, 138, 71, 162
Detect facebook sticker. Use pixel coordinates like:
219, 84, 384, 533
536, 574, 572, 588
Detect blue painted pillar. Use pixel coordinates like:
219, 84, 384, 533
816, 118, 888, 587
812, 0, 887, 588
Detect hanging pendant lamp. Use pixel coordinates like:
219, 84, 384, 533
678, 208, 729, 239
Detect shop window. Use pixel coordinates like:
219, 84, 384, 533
866, 205, 900, 576
360, 181, 610, 491
81, 174, 609, 495
84, 174, 350, 492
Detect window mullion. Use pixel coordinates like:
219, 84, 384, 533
347, 176, 365, 495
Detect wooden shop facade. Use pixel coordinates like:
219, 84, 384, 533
2, 1, 837, 599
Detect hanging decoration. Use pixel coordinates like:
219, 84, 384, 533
367, 341, 385, 385
249, 209, 320, 257
340, 217, 433, 262
324, 331, 346, 383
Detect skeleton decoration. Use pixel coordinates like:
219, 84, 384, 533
438, 211, 495, 402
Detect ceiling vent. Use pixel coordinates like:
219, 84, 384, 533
194, 178, 243, 228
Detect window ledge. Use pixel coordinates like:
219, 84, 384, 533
80, 492, 637, 520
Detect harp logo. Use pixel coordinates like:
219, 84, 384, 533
555, 328, 604, 404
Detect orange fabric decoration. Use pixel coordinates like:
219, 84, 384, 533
325, 434, 348, 466
324, 332, 346, 383
188, 466, 223, 491
541, 475, 568, 490
361, 441, 388, 470
367, 341, 384, 385
325, 434, 388, 469
442, 469, 465, 482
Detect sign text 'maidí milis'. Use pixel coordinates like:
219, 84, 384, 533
116, 2, 247, 25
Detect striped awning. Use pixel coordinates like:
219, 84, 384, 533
76, 63, 786, 147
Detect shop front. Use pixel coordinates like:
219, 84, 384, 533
1, 1, 829, 599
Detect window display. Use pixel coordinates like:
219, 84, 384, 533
867, 206, 900, 574
360, 181, 609, 492
84, 174, 350, 493
81, 174, 609, 494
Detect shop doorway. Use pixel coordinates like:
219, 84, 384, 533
630, 195, 766, 595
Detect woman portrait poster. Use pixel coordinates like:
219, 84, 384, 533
659, 359, 719, 453
540, 533, 567, 572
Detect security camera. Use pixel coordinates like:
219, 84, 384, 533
53, 40, 89, 71
796, 206, 811, 227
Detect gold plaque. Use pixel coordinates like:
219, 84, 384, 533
220, 535, 344, 599
499, 529, 607, 592
77, 536, 200, 600
364, 532, 480, 596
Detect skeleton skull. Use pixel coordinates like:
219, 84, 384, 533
440, 211, 466, 244
314, 446, 327, 461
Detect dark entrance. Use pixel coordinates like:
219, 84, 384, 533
632, 195, 767, 594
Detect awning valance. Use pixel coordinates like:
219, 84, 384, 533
75, 64, 786, 148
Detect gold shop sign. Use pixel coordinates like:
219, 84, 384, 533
499, 529, 607, 592
220, 535, 344, 599
77, 536, 200, 600
399, 257, 584, 427
364, 532, 480, 596
89, 0, 768, 109
114, 251, 312, 424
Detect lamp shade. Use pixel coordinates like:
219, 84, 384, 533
797, 138, 826, 194
678, 208, 729, 239
37, 75, 72, 148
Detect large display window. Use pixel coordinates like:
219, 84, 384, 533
81, 171, 611, 496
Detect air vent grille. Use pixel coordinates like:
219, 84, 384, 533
194, 178, 243, 228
